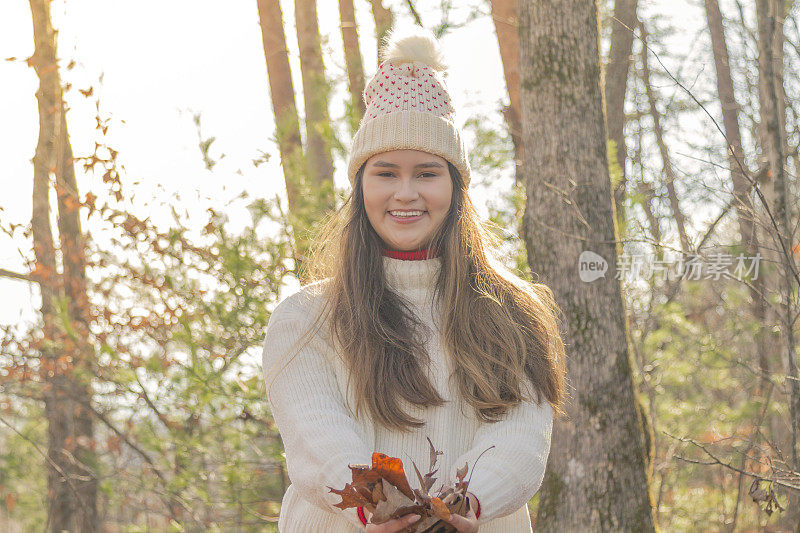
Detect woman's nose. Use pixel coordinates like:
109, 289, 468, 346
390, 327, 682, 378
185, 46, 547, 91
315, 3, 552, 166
393, 176, 419, 201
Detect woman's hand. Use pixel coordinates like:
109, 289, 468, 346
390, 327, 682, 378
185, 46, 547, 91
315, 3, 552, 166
444, 492, 479, 533
364, 510, 421, 532
363, 491, 478, 532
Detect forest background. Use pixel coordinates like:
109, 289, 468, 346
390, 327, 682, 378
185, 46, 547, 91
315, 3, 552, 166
1, 0, 799, 531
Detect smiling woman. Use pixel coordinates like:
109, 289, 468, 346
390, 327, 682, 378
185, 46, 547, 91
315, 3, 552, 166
362, 150, 453, 253
261, 27, 565, 533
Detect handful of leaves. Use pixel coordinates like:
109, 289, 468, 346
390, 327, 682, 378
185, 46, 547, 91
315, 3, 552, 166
327, 437, 492, 532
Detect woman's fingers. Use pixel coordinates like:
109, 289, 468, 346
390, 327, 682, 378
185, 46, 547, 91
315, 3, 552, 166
397, 514, 421, 530
445, 506, 478, 533
366, 513, 421, 532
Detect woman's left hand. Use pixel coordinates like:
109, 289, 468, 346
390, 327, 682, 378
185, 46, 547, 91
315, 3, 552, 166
444, 492, 479, 533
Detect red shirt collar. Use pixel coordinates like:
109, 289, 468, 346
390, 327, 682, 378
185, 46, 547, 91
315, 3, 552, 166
381, 247, 440, 260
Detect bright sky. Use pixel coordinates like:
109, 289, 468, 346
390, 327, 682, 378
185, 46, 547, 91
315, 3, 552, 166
1, 0, 708, 328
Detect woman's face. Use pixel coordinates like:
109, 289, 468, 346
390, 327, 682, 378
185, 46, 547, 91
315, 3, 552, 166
362, 149, 453, 252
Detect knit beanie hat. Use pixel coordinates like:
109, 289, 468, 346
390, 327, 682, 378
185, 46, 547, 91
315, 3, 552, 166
346, 27, 471, 187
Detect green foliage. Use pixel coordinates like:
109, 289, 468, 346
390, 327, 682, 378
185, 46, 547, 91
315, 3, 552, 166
629, 280, 790, 530
0, 409, 48, 532
2, 174, 295, 529
462, 109, 532, 279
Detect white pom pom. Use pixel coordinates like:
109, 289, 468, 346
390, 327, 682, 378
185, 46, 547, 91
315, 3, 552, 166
379, 26, 448, 72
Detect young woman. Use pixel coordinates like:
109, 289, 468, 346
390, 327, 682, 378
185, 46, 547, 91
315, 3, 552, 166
262, 28, 566, 533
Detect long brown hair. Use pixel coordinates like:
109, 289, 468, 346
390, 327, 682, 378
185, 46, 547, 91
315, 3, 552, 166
284, 160, 566, 432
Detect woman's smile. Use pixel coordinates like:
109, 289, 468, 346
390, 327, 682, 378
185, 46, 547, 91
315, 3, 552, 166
387, 210, 427, 223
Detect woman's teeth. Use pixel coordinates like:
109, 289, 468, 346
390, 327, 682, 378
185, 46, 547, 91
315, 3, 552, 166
389, 211, 424, 217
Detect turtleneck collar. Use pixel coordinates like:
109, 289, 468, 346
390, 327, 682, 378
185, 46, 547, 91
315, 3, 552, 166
380, 247, 440, 260
382, 254, 442, 292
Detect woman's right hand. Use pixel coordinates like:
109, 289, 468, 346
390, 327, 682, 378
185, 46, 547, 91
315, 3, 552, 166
364, 510, 421, 532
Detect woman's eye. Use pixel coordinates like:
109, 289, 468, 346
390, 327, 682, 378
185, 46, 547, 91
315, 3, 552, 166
375, 171, 437, 178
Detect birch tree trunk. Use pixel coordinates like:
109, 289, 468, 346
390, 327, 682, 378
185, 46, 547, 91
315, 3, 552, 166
518, 1, 657, 529
339, 0, 366, 132
28, 0, 99, 530
604, 0, 638, 223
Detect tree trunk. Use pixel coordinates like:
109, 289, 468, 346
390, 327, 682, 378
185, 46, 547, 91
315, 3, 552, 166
295, 0, 335, 204
604, 0, 639, 223
339, 0, 366, 133
256, 0, 318, 277
771, 0, 788, 168
28, 0, 99, 530
638, 19, 691, 256
756, 0, 799, 513
518, 2, 657, 530
490, 0, 523, 175
369, 0, 394, 66
256, 0, 305, 219
705, 2, 777, 523
55, 105, 99, 533
704, 0, 771, 398
632, 97, 663, 252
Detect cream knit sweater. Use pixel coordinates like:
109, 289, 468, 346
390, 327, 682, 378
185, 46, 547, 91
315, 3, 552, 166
261, 255, 554, 532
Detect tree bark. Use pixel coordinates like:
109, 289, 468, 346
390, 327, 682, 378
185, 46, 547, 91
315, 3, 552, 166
518, 1, 657, 530
55, 105, 99, 533
257, 0, 325, 277
490, 0, 523, 175
705, 2, 778, 523
369, 0, 394, 66
28, 0, 99, 530
295, 0, 335, 210
339, 0, 367, 132
604, 0, 639, 223
704, 0, 771, 398
256, 0, 305, 220
757, 0, 798, 486
638, 19, 691, 256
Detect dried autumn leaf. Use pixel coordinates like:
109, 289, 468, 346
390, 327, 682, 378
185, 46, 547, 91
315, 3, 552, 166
748, 478, 785, 516
328, 482, 372, 510
328, 440, 491, 533
456, 462, 468, 482
372, 452, 415, 500
372, 478, 416, 524
450, 491, 469, 518
5, 492, 15, 512
372, 479, 387, 503
427, 436, 443, 469
356, 482, 375, 502
411, 459, 438, 497
430, 497, 451, 521
351, 463, 383, 485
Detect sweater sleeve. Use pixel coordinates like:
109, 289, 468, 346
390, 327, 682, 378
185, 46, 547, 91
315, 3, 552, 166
448, 378, 554, 523
262, 291, 374, 530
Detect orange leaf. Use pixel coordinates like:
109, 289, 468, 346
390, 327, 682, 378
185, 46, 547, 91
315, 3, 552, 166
431, 497, 451, 521
372, 452, 415, 500
5, 492, 15, 512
